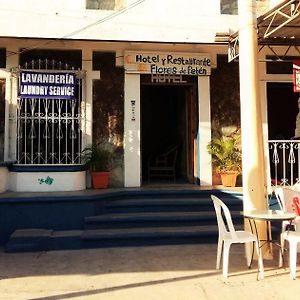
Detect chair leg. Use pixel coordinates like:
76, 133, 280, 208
222, 241, 231, 278
279, 233, 285, 268
255, 241, 264, 280
246, 242, 253, 267
216, 238, 223, 270
289, 240, 298, 280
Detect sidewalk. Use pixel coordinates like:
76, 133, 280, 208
0, 244, 299, 300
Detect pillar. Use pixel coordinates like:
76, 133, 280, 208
238, 0, 269, 256
124, 73, 141, 187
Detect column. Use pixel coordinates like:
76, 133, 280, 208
238, 0, 269, 256
198, 76, 212, 186
5, 47, 19, 161
81, 49, 100, 149
124, 73, 141, 187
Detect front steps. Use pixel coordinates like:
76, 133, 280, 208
5, 190, 244, 252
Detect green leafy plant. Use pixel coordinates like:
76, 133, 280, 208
81, 143, 114, 172
207, 135, 242, 174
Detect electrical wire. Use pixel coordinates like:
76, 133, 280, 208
5, 0, 146, 58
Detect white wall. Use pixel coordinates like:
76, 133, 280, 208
0, 0, 239, 43
9, 171, 86, 192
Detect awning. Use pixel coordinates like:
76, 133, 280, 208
217, 0, 300, 61
257, 0, 300, 45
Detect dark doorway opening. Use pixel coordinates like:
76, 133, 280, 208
141, 83, 197, 183
267, 82, 300, 184
267, 82, 299, 140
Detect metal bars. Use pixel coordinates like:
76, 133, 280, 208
268, 139, 300, 187
258, 0, 300, 39
15, 59, 84, 165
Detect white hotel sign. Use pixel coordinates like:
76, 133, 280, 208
124, 51, 211, 76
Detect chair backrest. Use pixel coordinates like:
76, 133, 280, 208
162, 145, 178, 166
211, 195, 238, 239
274, 187, 300, 213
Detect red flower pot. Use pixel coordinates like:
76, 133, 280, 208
91, 171, 110, 189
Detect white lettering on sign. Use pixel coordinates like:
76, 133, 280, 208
21, 73, 75, 85
124, 51, 211, 76
19, 71, 76, 99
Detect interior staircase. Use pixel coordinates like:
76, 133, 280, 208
5, 190, 244, 252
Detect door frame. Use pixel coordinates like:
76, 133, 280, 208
124, 74, 212, 187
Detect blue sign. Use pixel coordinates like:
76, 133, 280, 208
19, 70, 76, 99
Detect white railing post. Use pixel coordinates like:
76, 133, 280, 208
268, 140, 300, 188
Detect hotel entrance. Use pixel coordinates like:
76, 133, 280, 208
124, 51, 212, 187
141, 75, 198, 184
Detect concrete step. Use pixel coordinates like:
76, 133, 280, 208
5, 229, 83, 252
84, 211, 243, 229
4, 190, 245, 252
104, 196, 242, 213
6, 223, 280, 253
5, 225, 220, 252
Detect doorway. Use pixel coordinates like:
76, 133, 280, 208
267, 82, 300, 184
141, 81, 198, 184
267, 82, 299, 139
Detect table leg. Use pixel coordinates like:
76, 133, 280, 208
247, 219, 255, 269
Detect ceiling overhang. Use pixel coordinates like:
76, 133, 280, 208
217, 0, 300, 62
258, 0, 300, 44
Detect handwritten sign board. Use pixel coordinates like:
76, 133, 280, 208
124, 51, 211, 76
19, 70, 76, 99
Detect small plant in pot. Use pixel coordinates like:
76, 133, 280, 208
207, 134, 242, 187
81, 142, 114, 189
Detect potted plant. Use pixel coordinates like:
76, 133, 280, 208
207, 134, 242, 187
81, 142, 114, 189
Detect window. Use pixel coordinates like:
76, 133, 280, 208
266, 56, 299, 74
17, 50, 83, 165
220, 0, 238, 15
86, 0, 116, 10
220, 0, 268, 15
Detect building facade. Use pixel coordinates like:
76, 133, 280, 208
0, 0, 298, 192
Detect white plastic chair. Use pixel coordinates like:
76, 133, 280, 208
280, 231, 300, 279
274, 187, 300, 268
211, 195, 264, 279
274, 187, 300, 217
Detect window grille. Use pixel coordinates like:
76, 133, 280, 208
86, 0, 116, 10
16, 59, 85, 165
220, 0, 238, 15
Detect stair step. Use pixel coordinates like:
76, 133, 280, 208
105, 197, 242, 207
4, 190, 245, 252
81, 225, 219, 239
86, 211, 213, 222
85, 211, 242, 223
103, 197, 242, 213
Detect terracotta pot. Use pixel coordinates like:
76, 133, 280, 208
220, 172, 238, 187
91, 171, 110, 189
